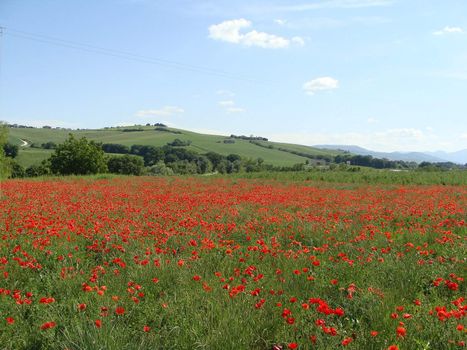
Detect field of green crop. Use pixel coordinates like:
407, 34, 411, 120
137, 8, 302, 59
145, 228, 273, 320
8, 126, 341, 167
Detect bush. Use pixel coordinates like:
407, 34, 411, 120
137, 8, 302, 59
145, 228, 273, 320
25, 163, 51, 177
9, 161, 25, 178
107, 155, 144, 175
148, 162, 174, 176
167, 139, 191, 147
102, 143, 130, 154
49, 134, 107, 175
41, 141, 57, 150
4, 143, 19, 158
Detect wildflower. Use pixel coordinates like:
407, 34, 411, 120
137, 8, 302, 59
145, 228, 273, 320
40, 321, 56, 330
396, 326, 406, 338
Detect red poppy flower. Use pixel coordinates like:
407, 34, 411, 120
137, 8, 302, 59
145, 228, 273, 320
115, 306, 125, 315
40, 321, 56, 330
396, 326, 406, 338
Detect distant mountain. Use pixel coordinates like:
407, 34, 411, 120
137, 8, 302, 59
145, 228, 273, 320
313, 145, 461, 163
425, 150, 467, 165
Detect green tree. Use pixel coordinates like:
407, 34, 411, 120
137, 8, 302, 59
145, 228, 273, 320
0, 123, 11, 179
107, 154, 144, 175
3, 143, 19, 158
148, 161, 174, 176
50, 134, 107, 175
10, 161, 25, 178
25, 162, 51, 177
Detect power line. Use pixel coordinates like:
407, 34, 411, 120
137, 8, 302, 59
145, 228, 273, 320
2, 27, 275, 85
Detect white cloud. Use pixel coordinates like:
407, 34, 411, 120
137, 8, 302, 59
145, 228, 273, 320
433, 26, 464, 36
303, 77, 339, 95
292, 36, 306, 46
216, 89, 235, 97
461, 132, 467, 140
208, 18, 304, 49
218, 100, 235, 107
367, 117, 378, 123
209, 18, 250, 44
135, 106, 184, 117
274, 19, 287, 26
217, 99, 245, 113
226, 107, 245, 113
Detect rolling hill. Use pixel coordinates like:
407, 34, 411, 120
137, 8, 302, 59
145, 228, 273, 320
7, 125, 343, 168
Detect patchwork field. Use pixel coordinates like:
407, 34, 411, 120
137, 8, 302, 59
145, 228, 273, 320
8, 126, 342, 168
0, 177, 465, 349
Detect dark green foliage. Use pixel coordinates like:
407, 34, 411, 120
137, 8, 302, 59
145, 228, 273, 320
226, 154, 242, 163
155, 127, 181, 133
0, 123, 11, 178
49, 134, 107, 175
143, 148, 164, 167
122, 128, 144, 132
194, 155, 212, 174
102, 143, 130, 154
167, 138, 191, 147
4, 143, 19, 158
25, 162, 51, 177
148, 161, 174, 175
205, 152, 224, 169
107, 155, 145, 175
41, 141, 57, 149
9, 161, 25, 178
167, 159, 198, 174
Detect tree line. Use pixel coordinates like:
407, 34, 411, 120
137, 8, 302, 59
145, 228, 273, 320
4, 134, 276, 178
1, 128, 465, 179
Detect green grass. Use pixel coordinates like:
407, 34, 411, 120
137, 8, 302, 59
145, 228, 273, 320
8, 126, 341, 168
226, 168, 467, 186
0, 177, 465, 349
14, 148, 54, 167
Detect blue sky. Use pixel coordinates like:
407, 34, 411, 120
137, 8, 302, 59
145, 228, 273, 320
1, 0, 466, 152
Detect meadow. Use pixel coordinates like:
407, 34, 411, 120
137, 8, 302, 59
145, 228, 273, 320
0, 176, 465, 349
8, 126, 341, 168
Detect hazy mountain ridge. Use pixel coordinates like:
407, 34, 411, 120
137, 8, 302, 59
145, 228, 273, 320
314, 145, 467, 164
425, 150, 467, 165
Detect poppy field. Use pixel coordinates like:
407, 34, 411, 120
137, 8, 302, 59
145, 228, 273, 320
0, 177, 465, 349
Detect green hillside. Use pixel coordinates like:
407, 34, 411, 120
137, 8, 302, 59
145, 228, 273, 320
8, 125, 342, 168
